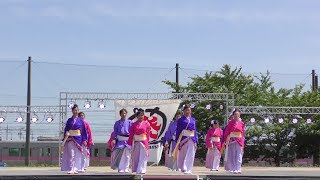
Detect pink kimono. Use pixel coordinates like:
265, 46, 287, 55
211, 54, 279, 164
205, 127, 223, 170
127, 120, 151, 174
223, 119, 245, 173
84, 121, 93, 148
81, 120, 93, 171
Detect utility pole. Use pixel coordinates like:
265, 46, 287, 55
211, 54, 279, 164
25, 56, 32, 166
6, 125, 8, 140
315, 75, 319, 90
175, 63, 179, 93
19, 128, 22, 140
312, 70, 316, 91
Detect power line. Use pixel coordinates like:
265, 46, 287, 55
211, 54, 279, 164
33, 60, 173, 70
8, 59, 310, 76
146, 67, 175, 92
0, 59, 314, 76
179, 67, 193, 78
299, 73, 313, 84
33, 63, 69, 91
0, 60, 26, 63
1, 61, 27, 79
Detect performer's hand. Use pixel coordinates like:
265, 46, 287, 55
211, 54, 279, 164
112, 140, 116, 145
83, 141, 87, 147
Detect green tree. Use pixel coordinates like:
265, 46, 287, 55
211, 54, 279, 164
163, 64, 320, 166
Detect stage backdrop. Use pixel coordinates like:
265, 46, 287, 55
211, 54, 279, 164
114, 99, 181, 165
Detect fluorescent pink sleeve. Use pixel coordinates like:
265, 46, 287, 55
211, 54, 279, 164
206, 129, 212, 148
85, 121, 93, 147
127, 123, 135, 146
142, 121, 150, 151
223, 122, 232, 144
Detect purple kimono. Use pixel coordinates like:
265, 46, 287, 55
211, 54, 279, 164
175, 115, 198, 173
61, 117, 87, 172
64, 117, 88, 151
162, 120, 178, 169
162, 121, 177, 143
176, 115, 198, 144
113, 119, 132, 150
111, 119, 132, 171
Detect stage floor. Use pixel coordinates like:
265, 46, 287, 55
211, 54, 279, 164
1, 166, 320, 180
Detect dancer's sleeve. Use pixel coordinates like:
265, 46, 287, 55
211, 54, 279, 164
146, 121, 151, 142
175, 118, 183, 142
127, 125, 134, 146
220, 129, 224, 138
241, 122, 246, 148
193, 122, 199, 143
162, 122, 171, 145
63, 118, 72, 139
223, 124, 231, 144
205, 130, 211, 148
86, 122, 93, 147
107, 132, 114, 149
82, 121, 88, 142
113, 121, 118, 141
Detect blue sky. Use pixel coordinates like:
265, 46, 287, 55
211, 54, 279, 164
1, 0, 320, 105
1, 0, 320, 141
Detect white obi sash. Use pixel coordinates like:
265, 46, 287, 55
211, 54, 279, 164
68, 130, 81, 136
210, 137, 220, 142
230, 132, 242, 138
182, 130, 195, 137
117, 135, 129, 141
134, 134, 147, 141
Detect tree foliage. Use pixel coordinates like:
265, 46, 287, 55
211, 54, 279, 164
163, 65, 320, 166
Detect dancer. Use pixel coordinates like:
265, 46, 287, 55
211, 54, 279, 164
61, 104, 88, 174
174, 104, 198, 174
162, 111, 181, 171
78, 112, 93, 172
111, 109, 132, 173
127, 109, 151, 174
205, 120, 223, 171
223, 110, 235, 171
223, 109, 245, 174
